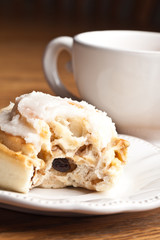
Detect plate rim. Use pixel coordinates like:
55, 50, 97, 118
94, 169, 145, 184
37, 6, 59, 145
0, 134, 160, 215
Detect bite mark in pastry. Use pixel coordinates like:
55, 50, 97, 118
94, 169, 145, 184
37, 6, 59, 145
0, 91, 129, 193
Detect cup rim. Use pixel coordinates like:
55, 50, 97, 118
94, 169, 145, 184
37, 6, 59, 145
74, 30, 160, 54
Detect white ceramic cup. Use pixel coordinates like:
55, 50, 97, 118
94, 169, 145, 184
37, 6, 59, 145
43, 30, 160, 143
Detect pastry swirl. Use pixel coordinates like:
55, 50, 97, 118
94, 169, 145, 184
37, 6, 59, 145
0, 91, 129, 193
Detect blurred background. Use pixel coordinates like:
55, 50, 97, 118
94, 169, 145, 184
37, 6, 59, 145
0, 0, 160, 106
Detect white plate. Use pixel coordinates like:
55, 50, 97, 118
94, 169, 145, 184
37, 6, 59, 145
0, 134, 160, 216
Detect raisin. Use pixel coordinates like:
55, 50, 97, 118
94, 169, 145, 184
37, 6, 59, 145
52, 158, 71, 172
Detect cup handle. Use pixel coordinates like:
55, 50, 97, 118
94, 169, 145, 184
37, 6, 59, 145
43, 36, 79, 100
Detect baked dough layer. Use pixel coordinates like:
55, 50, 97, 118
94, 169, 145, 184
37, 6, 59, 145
0, 142, 44, 193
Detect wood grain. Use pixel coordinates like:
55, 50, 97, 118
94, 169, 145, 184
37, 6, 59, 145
0, 18, 160, 240
1, 208, 160, 240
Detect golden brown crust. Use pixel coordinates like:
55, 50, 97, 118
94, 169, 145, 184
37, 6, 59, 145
0, 129, 37, 157
0, 142, 44, 169
0, 141, 45, 193
111, 138, 129, 163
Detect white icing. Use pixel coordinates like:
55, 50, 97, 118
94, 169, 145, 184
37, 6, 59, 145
0, 91, 117, 150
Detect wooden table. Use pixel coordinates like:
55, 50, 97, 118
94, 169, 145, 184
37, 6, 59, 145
1, 21, 160, 240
